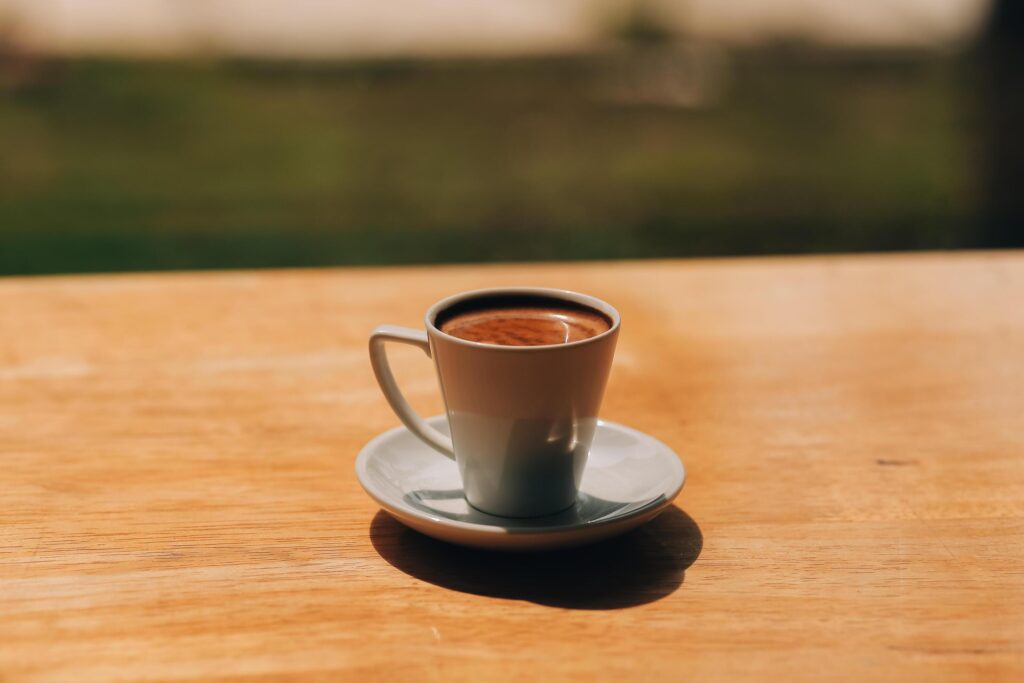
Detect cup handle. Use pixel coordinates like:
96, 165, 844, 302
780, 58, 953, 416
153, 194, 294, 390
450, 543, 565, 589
369, 325, 455, 460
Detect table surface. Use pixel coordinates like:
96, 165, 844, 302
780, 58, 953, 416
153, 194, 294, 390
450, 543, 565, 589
2, 253, 1022, 682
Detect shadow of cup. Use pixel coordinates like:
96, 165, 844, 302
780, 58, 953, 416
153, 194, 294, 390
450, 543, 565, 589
369, 505, 702, 609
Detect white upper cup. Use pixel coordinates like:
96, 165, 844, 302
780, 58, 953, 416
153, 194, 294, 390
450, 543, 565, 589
369, 287, 620, 517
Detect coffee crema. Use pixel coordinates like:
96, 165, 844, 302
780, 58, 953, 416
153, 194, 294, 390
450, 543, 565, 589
437, 296, 612, 346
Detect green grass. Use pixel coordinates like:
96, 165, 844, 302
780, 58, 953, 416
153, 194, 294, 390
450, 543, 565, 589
0, 52, 981, 275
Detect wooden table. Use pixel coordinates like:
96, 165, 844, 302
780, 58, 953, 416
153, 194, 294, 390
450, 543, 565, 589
2, 253, 1022, 682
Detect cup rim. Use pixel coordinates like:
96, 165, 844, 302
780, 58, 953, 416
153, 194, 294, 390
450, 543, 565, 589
425, 286, 620, 351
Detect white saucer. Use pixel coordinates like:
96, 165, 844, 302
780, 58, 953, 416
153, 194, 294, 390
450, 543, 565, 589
356, 416, 685, 551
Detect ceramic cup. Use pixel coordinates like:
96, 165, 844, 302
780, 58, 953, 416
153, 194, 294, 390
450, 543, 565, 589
369, 287, 620, 517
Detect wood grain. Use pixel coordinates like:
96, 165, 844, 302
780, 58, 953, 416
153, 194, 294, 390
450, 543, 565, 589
1, 253, 1022, 682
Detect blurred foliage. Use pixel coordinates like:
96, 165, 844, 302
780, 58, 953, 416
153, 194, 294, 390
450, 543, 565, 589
0, 50, 981, 275
609, 0, 676, 45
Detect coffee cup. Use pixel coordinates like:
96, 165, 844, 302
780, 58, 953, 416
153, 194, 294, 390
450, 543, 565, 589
369, 287, 620, 517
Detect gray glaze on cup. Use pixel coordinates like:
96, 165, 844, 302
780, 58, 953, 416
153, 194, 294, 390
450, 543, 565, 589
369, 287, 620, 517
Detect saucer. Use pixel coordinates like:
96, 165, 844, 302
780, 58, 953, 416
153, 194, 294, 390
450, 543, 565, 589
356, 415, 685, 551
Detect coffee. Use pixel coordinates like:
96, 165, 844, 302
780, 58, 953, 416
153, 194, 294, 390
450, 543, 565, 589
437, 296, 611, 346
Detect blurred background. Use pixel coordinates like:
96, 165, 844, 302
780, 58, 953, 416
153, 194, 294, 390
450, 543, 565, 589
0, 0, 1020, 275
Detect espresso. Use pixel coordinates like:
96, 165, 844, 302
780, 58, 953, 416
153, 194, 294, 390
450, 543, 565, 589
438, 296, 611, 346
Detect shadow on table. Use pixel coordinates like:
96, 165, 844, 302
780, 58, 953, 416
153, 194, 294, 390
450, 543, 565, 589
369, 505, 702, 609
